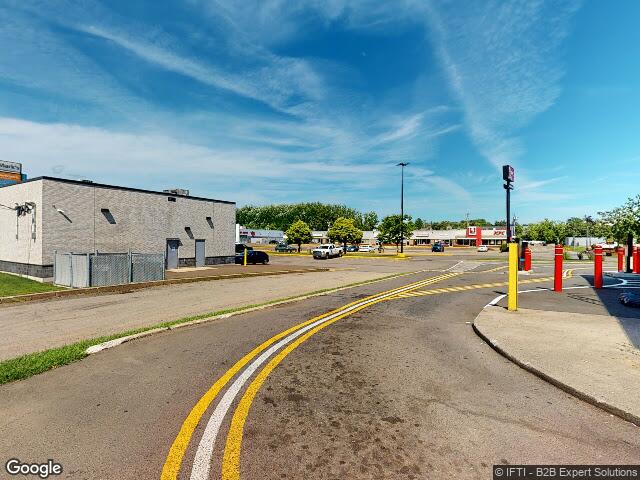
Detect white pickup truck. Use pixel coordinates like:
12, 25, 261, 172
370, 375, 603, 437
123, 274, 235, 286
312, 243, 343, 259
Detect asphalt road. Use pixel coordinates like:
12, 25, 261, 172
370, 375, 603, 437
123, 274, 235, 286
1, 261, 638, 479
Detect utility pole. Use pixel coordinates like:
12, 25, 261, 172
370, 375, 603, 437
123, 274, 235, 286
397, 162, 409, 253
584, 215, 594, 248
465, 212, 469, 228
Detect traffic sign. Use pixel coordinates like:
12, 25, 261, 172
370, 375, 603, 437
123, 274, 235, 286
502, 165, 515, 182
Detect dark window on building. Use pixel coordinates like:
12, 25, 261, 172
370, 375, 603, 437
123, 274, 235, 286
101, 208, 116, 224
185, 226, 194, 239
168, 197, 176, 202
206, 216, 214, 228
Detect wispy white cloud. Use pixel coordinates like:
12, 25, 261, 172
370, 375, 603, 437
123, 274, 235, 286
0, 0, 581, 219
424, 0, 580, 170
519, 176, 567, 190
76, 24, 325, 116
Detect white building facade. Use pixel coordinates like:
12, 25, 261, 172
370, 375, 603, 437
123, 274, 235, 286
0, 177, 236, 280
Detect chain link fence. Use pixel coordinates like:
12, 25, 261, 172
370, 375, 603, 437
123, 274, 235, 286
54, 251, 165, 287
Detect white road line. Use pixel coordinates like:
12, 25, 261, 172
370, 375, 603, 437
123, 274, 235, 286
445, 261, 464, 272
484, 294, 506, 308
189, 273, 458, 480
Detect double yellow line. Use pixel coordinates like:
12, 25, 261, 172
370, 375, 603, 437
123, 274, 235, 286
161, 271, 459, 480
394, 270, 575, 299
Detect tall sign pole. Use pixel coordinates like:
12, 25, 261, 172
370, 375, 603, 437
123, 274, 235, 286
503, 165, 515, 242
503, 165, 517, 311
397, 162, 409, 254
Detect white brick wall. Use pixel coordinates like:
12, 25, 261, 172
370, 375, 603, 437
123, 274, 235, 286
42, 179, 236, 263
0, 180, 43, 265
0, 178, 235, 267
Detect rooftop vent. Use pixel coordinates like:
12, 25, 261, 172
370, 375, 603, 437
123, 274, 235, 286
163, 188, 189, 196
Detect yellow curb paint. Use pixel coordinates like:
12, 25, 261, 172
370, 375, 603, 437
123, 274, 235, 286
508, 243, 518, 311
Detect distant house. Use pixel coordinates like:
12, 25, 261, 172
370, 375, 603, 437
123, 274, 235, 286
311, 230, 378, 245
236, 225, 284, 245
564, 236, 606, 247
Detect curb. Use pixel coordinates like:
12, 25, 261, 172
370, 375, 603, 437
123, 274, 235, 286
0, 268, 330, 306
472, 307, 640, 427
84, 269, 424, 356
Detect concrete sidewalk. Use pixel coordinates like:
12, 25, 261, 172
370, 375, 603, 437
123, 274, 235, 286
0, 268, 394, 361
474, 306, 640, 425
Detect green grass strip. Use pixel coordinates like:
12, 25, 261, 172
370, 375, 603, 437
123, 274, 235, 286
0, 272, 65, 298
0, 269, 421, 385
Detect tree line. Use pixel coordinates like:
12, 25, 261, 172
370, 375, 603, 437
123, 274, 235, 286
285, 215, 415, 252
237, 203, 378, 231
239, 195, 640, 247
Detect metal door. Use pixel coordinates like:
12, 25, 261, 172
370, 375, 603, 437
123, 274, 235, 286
195, 239, 205, 267
166, 239, 179, 269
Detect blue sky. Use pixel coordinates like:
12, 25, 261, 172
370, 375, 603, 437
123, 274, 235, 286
1, 0, 639, 222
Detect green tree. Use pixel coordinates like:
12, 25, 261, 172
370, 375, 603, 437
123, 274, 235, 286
565, 217, 586, 237
355, 211, 379, 231
377, 214, 416, 251
599, 194, 640, 243
523, 219, 565, 244
237, 203, 367, 231
414, 217, 425, 230
285, 220, 312, 253
327, 217, 363, 252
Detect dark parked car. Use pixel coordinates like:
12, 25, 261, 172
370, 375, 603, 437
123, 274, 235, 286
431, 242, 445, 252
235, 248, 269, 264
275, 243, 297, 253
346, 245, 359, 252
235, 243, 252, 254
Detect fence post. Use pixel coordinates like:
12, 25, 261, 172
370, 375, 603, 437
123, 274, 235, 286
128, 249, 132, 283
69, 253, 74, 288
554, 244, 563, 292
594, 245, 603, 289
86, 253, 90, 287
508, 243, 518, 311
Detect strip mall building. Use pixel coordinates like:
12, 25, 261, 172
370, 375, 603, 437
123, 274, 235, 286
409, 227, 508, 246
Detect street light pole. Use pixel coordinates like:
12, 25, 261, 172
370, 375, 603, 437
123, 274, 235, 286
397, 162, 409, 253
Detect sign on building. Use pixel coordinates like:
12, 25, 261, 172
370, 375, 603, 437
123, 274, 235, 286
0, 160, 21, 174
0, 161, 24, 186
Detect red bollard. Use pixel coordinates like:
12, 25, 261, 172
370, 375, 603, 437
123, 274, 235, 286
524, 247, 532, 271
554, 244, 563, 292
594, 245, 603, 289
617, 247, 625, 272
634, 246, 640, 274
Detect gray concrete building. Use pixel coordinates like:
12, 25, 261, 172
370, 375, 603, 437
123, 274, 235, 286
0, 177, 236, 280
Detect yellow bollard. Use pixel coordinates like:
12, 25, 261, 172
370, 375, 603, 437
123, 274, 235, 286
243, 247, 247, 267
508, 242, 518, 311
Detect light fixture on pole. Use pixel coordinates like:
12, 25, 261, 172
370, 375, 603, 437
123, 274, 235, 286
396, 162, 409, 254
